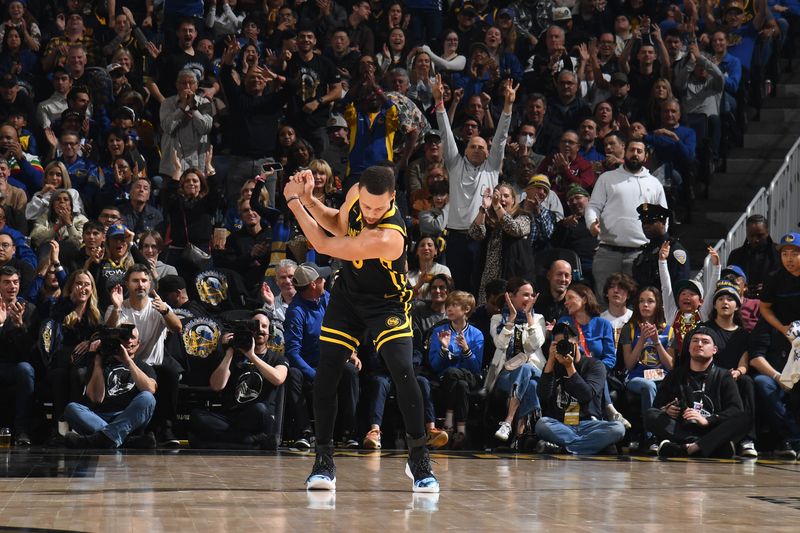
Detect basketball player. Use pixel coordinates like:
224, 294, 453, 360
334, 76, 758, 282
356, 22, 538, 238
283, 165, 439, 493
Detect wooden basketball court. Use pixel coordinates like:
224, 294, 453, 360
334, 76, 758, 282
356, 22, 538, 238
1, 449, 799, 531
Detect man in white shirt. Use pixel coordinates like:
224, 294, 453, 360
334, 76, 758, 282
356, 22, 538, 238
432, 74, 516, 291
585, 139, 667, 302
105, 264, 183, 446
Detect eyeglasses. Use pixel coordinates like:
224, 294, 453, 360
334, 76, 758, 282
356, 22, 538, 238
561, 139, 578, 145
430, 285, 448, 292
0, 243, 13, 250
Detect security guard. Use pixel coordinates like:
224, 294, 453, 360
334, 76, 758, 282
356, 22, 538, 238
632, 203, 691, 291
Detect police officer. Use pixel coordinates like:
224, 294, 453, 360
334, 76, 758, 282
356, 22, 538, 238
632, 203, 691, 291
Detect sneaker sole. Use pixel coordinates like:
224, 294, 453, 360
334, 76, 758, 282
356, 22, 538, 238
306, 477, 336, 491
363, 440, 381, 449
494, 432, 510, 442
405, 463, 440, 493
427, 434, 449, 449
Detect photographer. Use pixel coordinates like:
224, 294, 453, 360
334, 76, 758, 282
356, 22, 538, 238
534, 322, 626, 454
189, 312, 289, 448
63, 325, 158, 449
105, 264, 182, 446
647, 326, 749, 458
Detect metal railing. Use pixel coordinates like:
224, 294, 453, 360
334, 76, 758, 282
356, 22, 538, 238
699, 136, 800, 280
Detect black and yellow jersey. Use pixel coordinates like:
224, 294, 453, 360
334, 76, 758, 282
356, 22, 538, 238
336, 194, 412, 303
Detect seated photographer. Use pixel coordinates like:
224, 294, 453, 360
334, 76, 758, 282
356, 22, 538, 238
63, 325, 158, 449
535, 323, 626, 455
190, 312, 289, 448
0, 264, 36, 445
647, 326, 749, 458
105, 264, 183, 447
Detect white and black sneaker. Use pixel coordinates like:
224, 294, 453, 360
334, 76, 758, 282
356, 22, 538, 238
739, 440, 758, 458
405, 450, 439, 493
306, 453, 336, 491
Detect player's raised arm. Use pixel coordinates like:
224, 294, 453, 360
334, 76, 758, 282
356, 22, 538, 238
288, 169, 351, 237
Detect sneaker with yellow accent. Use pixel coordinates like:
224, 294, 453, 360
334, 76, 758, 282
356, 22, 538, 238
426, 427, 449, 449
363, 428, 382, 449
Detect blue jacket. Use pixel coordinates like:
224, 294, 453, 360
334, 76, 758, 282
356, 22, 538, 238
644, 125, 696, 168
557, 315, 616, 369
427, 321, 484, 379
283, 290, 329, 381
0, 227, 36, 269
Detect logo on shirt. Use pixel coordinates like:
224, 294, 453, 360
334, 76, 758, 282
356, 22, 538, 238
235, 370, 263, 404
195, 270, 229, 307
107, 367, 135, 397
182, 317, 221, 358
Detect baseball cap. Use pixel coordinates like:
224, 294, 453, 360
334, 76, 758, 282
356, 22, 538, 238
713, 279, 742, 306
106, 223, 128, 238
778, 232, 800, 250
690, 325, 720, 346
326, 114, 348, 130
158, 275, 186, 297
106, 63, 125, 74
498, 8, 515, 18
470, 42, 489, 56
526, 174, 551, 192
292, 262, 332, 288
424, 129, 442, 142
460, 3, 478, 16
721, 264, 747, 282
674, 278, 703, 300
566, 184, 589, 200
61, 109, 83, 122
553, 321, 578, 339
552, 6, 572, 21
610, 72, 629, 85
725, 0, 745, 13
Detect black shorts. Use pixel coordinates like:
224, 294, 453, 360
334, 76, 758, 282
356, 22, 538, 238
320, 286, 412, 354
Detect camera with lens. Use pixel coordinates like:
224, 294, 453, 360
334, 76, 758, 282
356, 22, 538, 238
97, 325, 135, 358
555, 339, 575, 357
229, 320, 259, 351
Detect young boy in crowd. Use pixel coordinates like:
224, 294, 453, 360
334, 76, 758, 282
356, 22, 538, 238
659, 243, 720, 356
428, 291, 484, 449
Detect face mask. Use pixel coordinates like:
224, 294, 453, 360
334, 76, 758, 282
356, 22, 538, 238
518, 134, 534, 148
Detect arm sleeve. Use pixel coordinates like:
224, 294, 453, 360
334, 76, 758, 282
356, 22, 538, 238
427, 324, 449, 377
436, 108, 461, 169
584, 175, 606, 228
422, 45, 466, 72
464, 328, 484, 376
487, 111, 512, 171
563, 360, 606, 404
659, 259, 678, 321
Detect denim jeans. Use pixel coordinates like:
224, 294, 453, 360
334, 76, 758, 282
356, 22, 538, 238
0, 361, 35, 433
535, 416, 625, 454
495, 363, 541, 418
64, 391, 156, 447
754, 374, 800, 443
626, 377, 659, 436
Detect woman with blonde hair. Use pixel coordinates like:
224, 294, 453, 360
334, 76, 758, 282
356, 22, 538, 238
26, 161, 85, 221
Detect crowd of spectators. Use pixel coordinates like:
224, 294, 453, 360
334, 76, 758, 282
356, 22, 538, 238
0, 0, 799, 459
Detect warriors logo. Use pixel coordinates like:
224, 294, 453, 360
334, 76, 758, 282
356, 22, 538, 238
386, 316, 401, 328
195, 270, 229, 307
182, 317, 221, 358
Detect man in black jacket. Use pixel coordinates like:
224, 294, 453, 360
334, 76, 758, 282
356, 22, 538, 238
726, 214, 781, 299
219, 38, 288, 203
534, 322, 626, 454
648, 326, 749, 458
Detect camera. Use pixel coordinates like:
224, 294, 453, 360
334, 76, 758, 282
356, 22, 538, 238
555, 339, 574, 357
97, 325, 135, 358
230, 320, 260, 351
